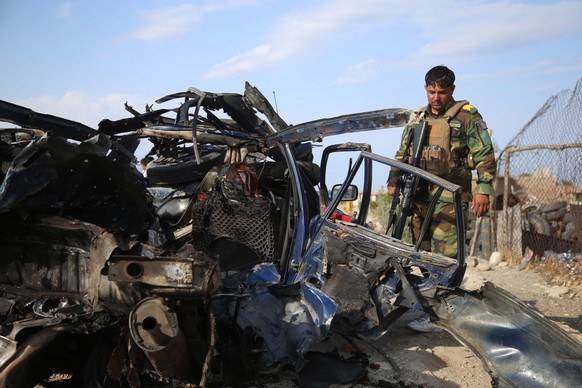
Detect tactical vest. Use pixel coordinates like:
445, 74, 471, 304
411, 100, 469, 176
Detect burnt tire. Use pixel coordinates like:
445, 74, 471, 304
528, 212, 551, 236
563, 212, 573, 224
561, 222, 576, 241
147, 151, 226, 185
538, 201, 567, 213
544, 206, 567, 221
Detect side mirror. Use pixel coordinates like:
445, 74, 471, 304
331, 184, 358, 201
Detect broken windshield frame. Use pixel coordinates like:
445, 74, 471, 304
319, 142, 373, 226
314, 150, 466, 274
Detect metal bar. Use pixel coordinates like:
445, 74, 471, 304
266, 108, 412, 146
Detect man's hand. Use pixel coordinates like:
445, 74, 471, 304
471, 193, 490, 217
387, 176, 398, 195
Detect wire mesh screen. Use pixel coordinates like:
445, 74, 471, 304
494, 78, 582, 264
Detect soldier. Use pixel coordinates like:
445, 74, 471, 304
388, 65, 496, 259
387, 65, 496, 333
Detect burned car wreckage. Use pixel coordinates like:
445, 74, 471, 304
0, 83, 581, 387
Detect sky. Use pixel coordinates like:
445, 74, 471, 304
1, 0, 582, 189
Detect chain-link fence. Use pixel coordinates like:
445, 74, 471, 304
492, 78, 582, 268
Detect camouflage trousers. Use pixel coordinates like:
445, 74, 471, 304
410, 199, 469, 259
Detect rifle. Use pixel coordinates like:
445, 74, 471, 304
391, 120, 428, 239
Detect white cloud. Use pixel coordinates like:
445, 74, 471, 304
204, 0, 582, 81
8, 92, 158, 160
205, 0, 400, 79
119, 4, 204, 41
205, 45, 276, 78
334, 59, 380, 85
466, 60, 582, 82
410, 2, 582, 61
58, 3, 73, 18
15, 92, 147, 128
120, 0, 258, 41
202, 0, 258, 12
340, 1, 582, 83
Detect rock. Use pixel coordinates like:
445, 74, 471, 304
476, 260, 492, 271
462, 272, 486, 290
547, 286, 570, 298
498, 261, 508, 267
466, 256, 479, 267
489, 251, 504, 266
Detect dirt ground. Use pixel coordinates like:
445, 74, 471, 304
345, 261, 582, 387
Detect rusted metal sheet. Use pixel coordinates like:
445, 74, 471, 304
108, 256, 220, 296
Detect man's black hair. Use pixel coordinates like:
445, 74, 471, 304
425, 65, 455, 88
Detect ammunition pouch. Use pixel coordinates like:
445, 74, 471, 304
418, 146, 450, 176
408, 147, 474, 176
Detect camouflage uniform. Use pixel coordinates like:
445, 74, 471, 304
389, 98, 496, 258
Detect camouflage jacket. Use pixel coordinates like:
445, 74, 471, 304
390, 98, 496, 201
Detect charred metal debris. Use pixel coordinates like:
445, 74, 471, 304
0, 83, 580, 387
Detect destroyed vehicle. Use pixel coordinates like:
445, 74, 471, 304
0, 84, 581, 387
